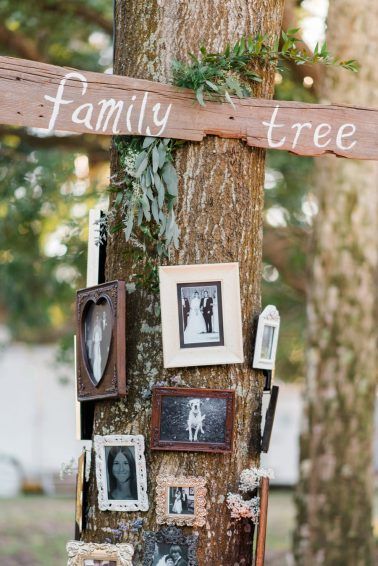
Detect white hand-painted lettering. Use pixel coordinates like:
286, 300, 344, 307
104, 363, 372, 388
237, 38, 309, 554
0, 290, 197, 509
145, 102, 173, 137
138, 92, 148, 134
44, 71, 87, 131
291, 122, 312, 149
72, 103, 94, 130
313, 123, 332, 148
126, 95, 136, 133
263, 105, 286, 148
95, 98, 123, 133
336, 123, 357, 150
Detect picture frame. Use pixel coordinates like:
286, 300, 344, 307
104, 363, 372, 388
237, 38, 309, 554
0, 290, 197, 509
261, 385, 279, 453
74, 450, 87, 540
252, 305, 280, 370
151, 387, 235, 453
143, 526, 198, 566
76, 280, 126, 401
156, 475, 207, 527
87, 207, 107, 287
159, 262, 244, 368
94, 434, 149, 512
66, 541, 134, 566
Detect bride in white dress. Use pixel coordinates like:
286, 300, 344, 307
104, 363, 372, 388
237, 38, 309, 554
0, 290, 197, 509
184, 291, 206, 343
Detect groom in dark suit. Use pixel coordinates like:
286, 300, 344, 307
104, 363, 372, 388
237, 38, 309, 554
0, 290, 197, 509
200, 291, 213, 333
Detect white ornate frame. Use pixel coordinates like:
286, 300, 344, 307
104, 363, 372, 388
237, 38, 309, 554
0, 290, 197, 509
159, 262, 244, 368
252, 305, 280, 370
94, 434, 149, 512
67, 541, 133, 565
156, 475, 207, 527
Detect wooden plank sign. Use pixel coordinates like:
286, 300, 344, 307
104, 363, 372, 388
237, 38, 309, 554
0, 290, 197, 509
255, 477, 270, 566
0, 56, 377, 160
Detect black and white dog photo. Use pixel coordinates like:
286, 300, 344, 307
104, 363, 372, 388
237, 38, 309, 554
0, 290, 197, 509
177, 281, 224, 349
160, 395, 228, 444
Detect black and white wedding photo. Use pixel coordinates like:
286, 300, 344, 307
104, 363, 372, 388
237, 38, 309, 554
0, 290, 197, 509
84, 298, 112, 385
152, 542, 188, 566
177, 282, 224, 348
105, 445, 138, 501
168, 487, 195, 516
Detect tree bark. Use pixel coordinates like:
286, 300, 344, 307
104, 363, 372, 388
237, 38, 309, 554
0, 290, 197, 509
294, 1, 378, 564
84, 2, 285, 564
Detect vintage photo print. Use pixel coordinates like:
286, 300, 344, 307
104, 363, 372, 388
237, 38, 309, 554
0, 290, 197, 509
95, 435, 149, 512
151, 541, 189, 566
151, 387, 235, 453
177, 281, 224, 348
83, 561, 117, 566
105, 445, 138, 501
76, 280, 126, 401
168, 487, 195, 516
83, 297, 113, 385
144, 527, 198, 566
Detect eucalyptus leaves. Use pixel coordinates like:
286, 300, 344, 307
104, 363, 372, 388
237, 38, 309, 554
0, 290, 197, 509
111, 136, 179, 257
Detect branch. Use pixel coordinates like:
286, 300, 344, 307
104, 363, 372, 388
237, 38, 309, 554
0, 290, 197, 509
263, 224, 309, 296
281, 0, 323, 93
39, 1, 113, 35
0, 126, 109, 165
0, 23, 46, 62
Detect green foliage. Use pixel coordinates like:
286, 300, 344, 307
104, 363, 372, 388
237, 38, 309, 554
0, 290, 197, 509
107, 136, 180, 259
172, 30, 358, 106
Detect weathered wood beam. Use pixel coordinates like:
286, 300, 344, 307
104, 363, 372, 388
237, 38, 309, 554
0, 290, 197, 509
0, 56, 377, 159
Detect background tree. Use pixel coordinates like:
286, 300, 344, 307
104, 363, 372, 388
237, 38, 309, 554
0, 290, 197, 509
293, 0, 378, 563
83, 1, 285, 564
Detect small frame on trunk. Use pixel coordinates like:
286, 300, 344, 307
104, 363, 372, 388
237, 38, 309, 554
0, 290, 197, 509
151, 387, 235, 453
143, 526, 198, 566
159, 262, 244, 368
66, 541, 134, 566
94, 434, 149, 512
156, 474, 207, 527
252, 305, 280, 370
74, 450, 87, 540
76, 280, 126, 401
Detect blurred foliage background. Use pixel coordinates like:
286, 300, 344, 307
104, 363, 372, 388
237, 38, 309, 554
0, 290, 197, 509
0, 0, 320, 382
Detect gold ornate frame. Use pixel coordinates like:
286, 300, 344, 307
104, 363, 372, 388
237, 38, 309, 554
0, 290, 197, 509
66, 541, 134, 566
156, 475, 207, 527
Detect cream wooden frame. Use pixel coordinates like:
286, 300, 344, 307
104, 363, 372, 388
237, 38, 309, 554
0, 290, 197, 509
66, 541, 133, 566
159, 262, 244, 368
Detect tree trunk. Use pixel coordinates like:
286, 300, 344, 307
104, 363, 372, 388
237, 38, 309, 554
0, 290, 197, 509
84, 1, 285, 564
294, 1, 378, 564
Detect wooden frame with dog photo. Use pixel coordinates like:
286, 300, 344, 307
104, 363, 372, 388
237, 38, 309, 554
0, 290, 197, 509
150, 387, 235, 453
76, 280, 126, 402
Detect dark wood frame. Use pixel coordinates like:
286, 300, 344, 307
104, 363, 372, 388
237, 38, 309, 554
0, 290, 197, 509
255, 477, 270, 566
261, 385, 279, 453
143, 526, 198, 566
151, 387, 235, 453
76, 280, 126, 401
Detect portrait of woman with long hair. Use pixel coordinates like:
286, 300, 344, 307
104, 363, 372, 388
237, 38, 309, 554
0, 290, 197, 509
105, 446, 137, 500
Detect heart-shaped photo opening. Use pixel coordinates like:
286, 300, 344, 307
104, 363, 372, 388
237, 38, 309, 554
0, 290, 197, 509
82, 297, 113, 387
